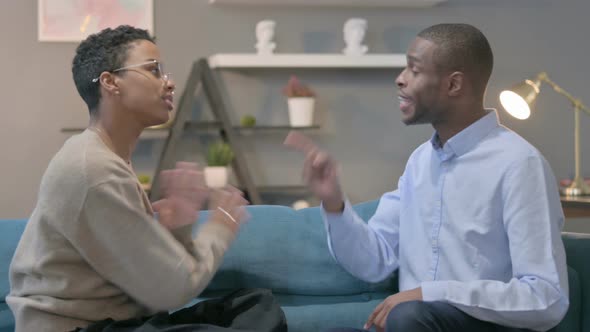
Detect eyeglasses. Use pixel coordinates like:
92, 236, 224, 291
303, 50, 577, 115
91, 60, 172, 83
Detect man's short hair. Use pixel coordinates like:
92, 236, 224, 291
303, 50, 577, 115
418, 23, 493, 93
72, 25, 155, 114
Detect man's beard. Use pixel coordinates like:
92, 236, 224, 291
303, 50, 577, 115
403, 106, 430, 126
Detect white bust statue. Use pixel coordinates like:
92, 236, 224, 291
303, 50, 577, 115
255, 20, 276, 55
343, 18, 368, 56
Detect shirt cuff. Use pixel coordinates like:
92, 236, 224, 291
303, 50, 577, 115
421, 280, 449, 302
321, 199, 353, 223
320, 199, 357, 266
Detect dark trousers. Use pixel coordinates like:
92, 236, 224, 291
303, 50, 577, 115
325, 301, 537, 332
74, 288, 287, 332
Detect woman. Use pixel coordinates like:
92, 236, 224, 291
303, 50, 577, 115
7, 25, 285, 332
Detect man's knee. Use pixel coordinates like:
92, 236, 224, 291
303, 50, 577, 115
386, 301, 430, 332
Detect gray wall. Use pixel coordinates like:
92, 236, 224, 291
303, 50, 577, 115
1, 0, 590, 232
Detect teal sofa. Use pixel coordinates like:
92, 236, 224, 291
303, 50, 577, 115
1, 200, 589, 332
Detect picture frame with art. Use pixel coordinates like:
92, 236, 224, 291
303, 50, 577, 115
38, 0, 153, 42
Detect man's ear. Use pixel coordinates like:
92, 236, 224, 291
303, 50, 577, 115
98, 72, 120, 96
447, 71, 464, 97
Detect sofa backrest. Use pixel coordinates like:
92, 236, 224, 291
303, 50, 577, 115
0, 202, 388, 300
0, 220, 27, 302
0, 219, 27, 332
200, 200, 397, 296
561, 232, 590, 332
1, 207, 588, 331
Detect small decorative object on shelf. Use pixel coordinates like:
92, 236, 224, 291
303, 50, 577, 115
343, 18, 368, 56
240, 114, 257, 127
205, 141, 235, 188
282, 75, 316, 127
255, 20, 277, 55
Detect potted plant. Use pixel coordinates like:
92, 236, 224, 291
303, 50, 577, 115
282, 75, 316, 127
240, 114, 257, 127
205, 141, 234, 188
137, 174, 151, 192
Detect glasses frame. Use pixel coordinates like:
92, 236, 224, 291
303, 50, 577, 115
91, 60, 171, 83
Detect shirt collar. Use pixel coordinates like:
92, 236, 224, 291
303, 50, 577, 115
429, 109, 500, 157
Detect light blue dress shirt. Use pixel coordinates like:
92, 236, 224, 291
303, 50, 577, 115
322, 110, 569, 331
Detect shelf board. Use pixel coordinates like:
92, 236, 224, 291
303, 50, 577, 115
560, 195, 590, 218
184, 121, 320, 133
144, 184, 308, 196
257, 185, 309, 195
209, 0, 446, 7
208, 54, 406, 69
235, 125, 320, 132
61, 127, 169, 139
63, 123, 319, 139
560, 196, 590, 207
183, 121, 223, 131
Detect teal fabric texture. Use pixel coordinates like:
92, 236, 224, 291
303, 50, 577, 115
0, 205, 588, 331
0, 219, 27, 332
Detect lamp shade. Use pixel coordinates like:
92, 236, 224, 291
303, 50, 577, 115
499, 78, 541, 120
499, 72, 590, 196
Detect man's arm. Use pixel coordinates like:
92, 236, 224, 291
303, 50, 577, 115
284, 130, 402, 283
421, 155, 569, 331
322, 187, 402, 283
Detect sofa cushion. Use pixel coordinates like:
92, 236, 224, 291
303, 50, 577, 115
556, 266, 581, 332
186, 292, 386, 332
0, 220, 27, 332
561, 232, 590, 332
0, 219, 27, 303
0, 302, 13, 332
282, 299, 383, 332
199, 201, 395, 297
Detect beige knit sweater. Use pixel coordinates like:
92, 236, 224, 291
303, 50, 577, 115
7, 130, 235, 332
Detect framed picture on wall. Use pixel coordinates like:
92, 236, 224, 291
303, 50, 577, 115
38, 0, 153, 42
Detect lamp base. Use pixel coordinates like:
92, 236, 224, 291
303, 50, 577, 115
560, 177, 590, 196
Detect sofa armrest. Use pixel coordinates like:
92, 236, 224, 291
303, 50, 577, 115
561, 232, 590, 332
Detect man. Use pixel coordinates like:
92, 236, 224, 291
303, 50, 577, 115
285, 23, 568, 332
7, 26, 286, 332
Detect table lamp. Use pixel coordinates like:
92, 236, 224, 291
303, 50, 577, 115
499, 72, 590, 196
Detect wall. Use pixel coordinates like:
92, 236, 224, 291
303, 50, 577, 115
1, 0, 589, 232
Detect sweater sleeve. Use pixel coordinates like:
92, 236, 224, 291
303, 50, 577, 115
64, 175, 235, 312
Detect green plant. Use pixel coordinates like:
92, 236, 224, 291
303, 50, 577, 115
240, 115, 257, 127
137, 174, 151, 184
207, 141, 234, 167
282, 75, 315, 98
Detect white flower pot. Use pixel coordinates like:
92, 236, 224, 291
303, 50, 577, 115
204, 166, 229, 188
288, 97, 315, 127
